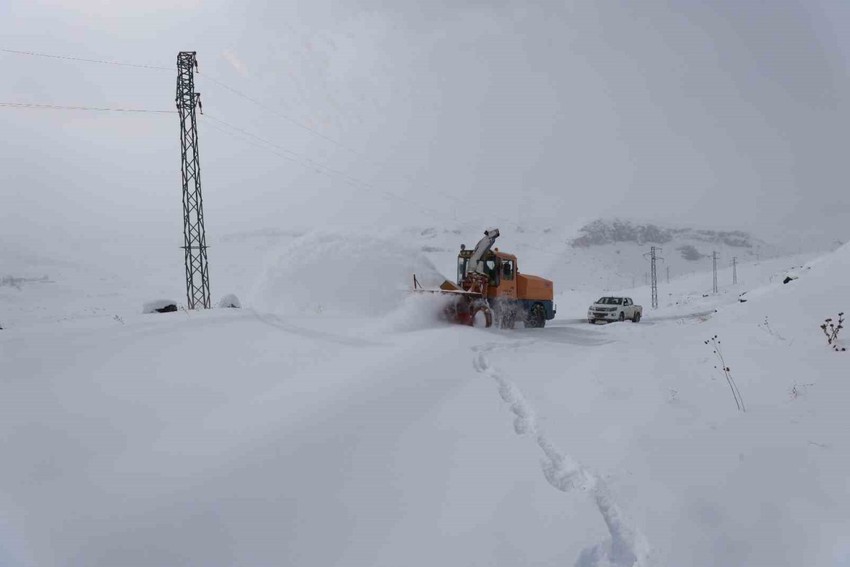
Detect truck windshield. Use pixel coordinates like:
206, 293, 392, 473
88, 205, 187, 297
457, 257, 468, 285
485, 259, 499, 287
596, 297, 622, 305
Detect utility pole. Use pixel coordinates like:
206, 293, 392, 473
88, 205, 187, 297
732, 257, 738, 285
643, 246, 664, 309
712, 250, 718, 294
666, 266, 670, 284
176, 51, 211, 309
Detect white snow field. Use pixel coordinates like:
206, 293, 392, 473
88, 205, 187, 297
1, 228, 848, 567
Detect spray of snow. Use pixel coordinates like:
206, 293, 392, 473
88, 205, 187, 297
250, 230, 445, 317
473, 344, 652, 567
379, 292, 457, 333
217, 293, 241, 308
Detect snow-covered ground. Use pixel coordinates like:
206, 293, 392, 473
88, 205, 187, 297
1, 227, 848, 566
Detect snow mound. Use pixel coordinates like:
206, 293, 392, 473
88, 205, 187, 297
142, 299, 178, 314
725, 241, 850, 325
250, 231, 445, 317
217, 293, 242, 309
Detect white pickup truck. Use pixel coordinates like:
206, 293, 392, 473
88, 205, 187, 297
587, 296, 642, 323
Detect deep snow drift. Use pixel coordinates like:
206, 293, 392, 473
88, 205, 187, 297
0, 228, 848, 566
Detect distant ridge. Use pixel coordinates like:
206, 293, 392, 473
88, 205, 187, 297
571, 219, 759, 249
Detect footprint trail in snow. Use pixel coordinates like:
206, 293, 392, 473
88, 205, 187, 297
472, 343, 652, 567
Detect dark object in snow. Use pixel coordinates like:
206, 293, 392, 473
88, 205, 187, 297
739, 292, 748, 303
217, 294, 242, 309
783, 275, 798, 284
143, 300, 179, 314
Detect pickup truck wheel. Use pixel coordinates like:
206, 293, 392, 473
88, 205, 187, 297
528, 304, 546, 328
618, 311, 625, 322
632, 311, 641, 323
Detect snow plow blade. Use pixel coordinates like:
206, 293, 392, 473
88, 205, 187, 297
412, 275, 493, 327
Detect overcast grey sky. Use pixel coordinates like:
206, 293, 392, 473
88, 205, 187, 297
1, 0, 848, 251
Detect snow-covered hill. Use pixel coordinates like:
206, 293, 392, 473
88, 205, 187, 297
1, 225, 848, 566
558, 219, 786, 291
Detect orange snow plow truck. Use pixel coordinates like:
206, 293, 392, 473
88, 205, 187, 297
414, 228, 556, 328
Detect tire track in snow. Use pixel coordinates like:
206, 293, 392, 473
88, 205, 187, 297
472, 343, 652, 567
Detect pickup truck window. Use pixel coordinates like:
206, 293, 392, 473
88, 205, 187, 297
596, 297, 623, 305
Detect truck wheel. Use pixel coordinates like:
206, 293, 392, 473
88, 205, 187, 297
619, 311, 625, 322
471, 306, 493, 328
500, 309, 516, 330
588, 319, 595, 324
632, 311, 641, 323
528, 304, 546, 328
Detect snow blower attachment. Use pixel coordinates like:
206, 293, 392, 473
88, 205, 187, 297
413, 228, 556, 329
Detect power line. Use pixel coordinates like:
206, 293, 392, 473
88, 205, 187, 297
0, 48, 171, 71
203, 113, 396, 193
3, 47, 477, 213
198, 71, 357, 153
201, 118, 302, 165
210, 116, 561, 256
0, 48, 358, 151
198, 71, 476, 212
0, 96, 456, 227
0, 101, 175, 113
202, 114, 562, 256
203, 114, 305, 162
2, 48, 389, 162
200, 113, 453, 223
0, 49, 513, 243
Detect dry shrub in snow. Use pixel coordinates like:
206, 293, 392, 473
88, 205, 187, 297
820, 312, 846, 352
704, 335, 746, 412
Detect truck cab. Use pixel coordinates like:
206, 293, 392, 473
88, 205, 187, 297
457, 249, 517, 300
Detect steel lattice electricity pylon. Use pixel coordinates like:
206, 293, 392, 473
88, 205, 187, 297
732, 257, 738, 285
176, 51, 211, 309
643, 246, 664, 309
